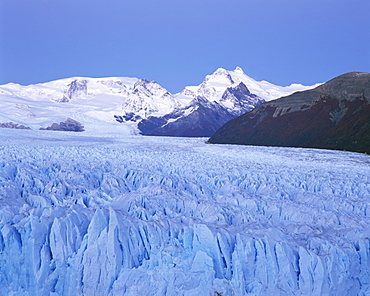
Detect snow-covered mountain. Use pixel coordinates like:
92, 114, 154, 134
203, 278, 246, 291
139, 67, 322, 136
177, 67, 318, 103
0, 67, 319, 135
0, 76, 177, 134
139, 68, 265, 136
0, 130, 369, 295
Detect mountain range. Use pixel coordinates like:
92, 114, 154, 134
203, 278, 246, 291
0, 67, 319, 136
209, 72, 370, 154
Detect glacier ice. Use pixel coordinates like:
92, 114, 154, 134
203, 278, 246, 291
0, 129, 370, 295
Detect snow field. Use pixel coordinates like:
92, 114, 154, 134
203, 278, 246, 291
0, 130, 369, 295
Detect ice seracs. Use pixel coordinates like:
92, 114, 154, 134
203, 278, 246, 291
0, 130, 369, 295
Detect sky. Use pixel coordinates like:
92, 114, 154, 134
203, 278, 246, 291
0, 0, 369, 93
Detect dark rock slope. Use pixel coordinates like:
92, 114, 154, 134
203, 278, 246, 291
139, 97, 238, 137
209, 72, 370, 154
40, 118, 85, 132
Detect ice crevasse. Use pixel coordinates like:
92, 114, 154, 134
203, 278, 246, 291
0, 133, 370, 295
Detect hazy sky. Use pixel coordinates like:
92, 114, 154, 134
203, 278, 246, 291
1, 0, 369, 93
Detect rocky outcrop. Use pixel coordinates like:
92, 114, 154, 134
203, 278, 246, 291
209, 72, 370, 154
62, 79, 88, 102
40, 118, 85, 132
0, 122, 31, 130
221, 82, 264, 116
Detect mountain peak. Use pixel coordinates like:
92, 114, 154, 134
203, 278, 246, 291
213, 66, 246, 76
204, 68, 235, 85
317, 71, 370, 102
134, 78, 151, 88
212, 67, 229, 76
342, 71, 370, 77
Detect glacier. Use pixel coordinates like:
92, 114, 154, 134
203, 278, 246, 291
0, 129, 370, 295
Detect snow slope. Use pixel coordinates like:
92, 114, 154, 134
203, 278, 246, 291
0, 129, 369, 295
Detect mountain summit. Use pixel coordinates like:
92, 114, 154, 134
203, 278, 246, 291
209, 72, 370, 153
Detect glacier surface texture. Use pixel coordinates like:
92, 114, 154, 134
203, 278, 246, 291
0, 130, 370, 295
